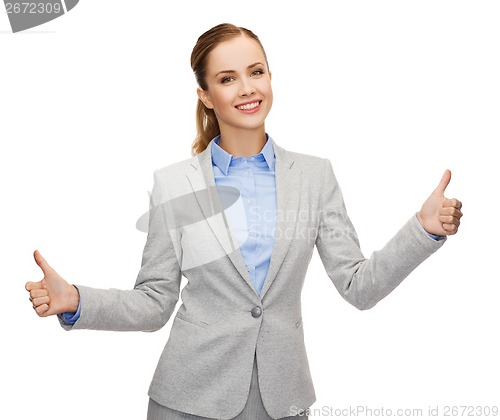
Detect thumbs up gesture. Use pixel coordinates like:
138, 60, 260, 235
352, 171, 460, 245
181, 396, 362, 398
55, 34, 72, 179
25, 250, 80, 317
417, 169, 463, 237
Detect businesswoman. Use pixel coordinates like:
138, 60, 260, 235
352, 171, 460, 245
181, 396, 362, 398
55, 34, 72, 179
26, 23, 463, 420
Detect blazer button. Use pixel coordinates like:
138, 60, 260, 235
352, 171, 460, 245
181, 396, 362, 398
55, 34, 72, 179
251, 306, 262, 318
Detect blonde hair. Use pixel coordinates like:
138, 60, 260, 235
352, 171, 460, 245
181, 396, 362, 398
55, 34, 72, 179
190, 23, 269, 156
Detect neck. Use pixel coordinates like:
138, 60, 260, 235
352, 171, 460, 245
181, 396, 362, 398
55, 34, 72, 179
218, 126, 267, 158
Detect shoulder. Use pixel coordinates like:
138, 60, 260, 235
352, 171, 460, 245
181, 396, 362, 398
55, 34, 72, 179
153, 155, 198, 178
287, 149, 327, 165
148, 153, 202, 204
275, 142, 330, 175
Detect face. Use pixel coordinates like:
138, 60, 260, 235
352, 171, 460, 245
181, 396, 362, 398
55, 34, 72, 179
197, 36, 273, 135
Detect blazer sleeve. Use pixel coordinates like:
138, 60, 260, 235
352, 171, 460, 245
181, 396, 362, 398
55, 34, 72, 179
58, 169, 182, 332
315, 158, 446, 310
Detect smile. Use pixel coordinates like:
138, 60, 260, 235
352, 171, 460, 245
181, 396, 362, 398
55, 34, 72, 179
235, 101, 262, 112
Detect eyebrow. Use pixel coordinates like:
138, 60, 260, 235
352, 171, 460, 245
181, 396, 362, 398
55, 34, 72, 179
215, 62, 265, 77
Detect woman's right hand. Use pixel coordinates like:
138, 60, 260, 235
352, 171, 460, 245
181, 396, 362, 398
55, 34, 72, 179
25, 250, 80, 317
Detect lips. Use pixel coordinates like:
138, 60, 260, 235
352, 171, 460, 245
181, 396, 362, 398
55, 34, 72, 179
235, 100, 262, 113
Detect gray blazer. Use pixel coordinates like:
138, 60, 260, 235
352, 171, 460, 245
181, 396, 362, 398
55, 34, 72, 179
58, 138, 445, 419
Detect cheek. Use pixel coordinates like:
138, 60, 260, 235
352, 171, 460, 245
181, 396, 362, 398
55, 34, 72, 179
262, 86, 273, 110
211, 89, 235, 110
267, 86, 273, 103
259, 80, 273, 100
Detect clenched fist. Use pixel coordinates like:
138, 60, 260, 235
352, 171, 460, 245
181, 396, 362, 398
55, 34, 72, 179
417, 169, 463, 237
25, 250, 80, 317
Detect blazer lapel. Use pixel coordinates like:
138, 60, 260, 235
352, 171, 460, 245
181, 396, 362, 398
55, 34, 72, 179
186, 141, 255, 293
185, 138, 302, 300
260, 140, 302, 299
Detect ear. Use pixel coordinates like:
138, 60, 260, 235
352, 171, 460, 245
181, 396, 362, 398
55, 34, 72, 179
197, 87, 214, 110
269, 71, 272, 81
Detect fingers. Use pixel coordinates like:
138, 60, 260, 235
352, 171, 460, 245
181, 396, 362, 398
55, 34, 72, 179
439, 209, 462, 225
29, 288, 48, 299
432, 169, 462, 236
440, 214, 461, 227
35, 303, 49, 317
30, 293, 50, 317
25, 280, 46, 292
27, 282, 50, 317
27, 250, 52, 317
443, 223, 459, 235
32, 295, 50, 307
440, 198, 463, 235
443, 198, 462, 210
440, 206, 462, 217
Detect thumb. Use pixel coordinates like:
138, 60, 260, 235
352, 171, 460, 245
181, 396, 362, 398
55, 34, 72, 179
34, 249, 53, 276
434, 169, 452, 195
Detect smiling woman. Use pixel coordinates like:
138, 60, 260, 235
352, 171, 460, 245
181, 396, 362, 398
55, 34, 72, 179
195, 36, 273, 157
191, 24, 273, 157
25, 22, 463, 420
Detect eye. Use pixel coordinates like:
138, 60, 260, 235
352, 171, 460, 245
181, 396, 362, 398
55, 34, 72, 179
251, 69, 264, 77
221, 76, 235, 84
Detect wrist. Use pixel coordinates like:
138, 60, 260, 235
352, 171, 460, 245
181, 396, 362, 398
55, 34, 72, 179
66, 285, 80, 313
416, 211, 424, 228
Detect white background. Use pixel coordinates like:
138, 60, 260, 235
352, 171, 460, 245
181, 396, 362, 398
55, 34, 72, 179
1, 1, 499, 419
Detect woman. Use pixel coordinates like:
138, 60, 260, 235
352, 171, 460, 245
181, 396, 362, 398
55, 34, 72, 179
26, 23, 463, 419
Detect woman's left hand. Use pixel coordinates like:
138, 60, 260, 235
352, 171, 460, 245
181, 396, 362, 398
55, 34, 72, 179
417, 169, 463, 236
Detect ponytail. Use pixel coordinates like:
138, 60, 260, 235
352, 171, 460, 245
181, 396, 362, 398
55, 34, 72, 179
191, 100, 220, 156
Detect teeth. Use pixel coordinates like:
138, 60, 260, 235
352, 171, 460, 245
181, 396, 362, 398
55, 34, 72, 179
237, 101, 260, 110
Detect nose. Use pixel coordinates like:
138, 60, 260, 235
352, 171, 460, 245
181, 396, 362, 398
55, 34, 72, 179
239, 77, 255, 97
